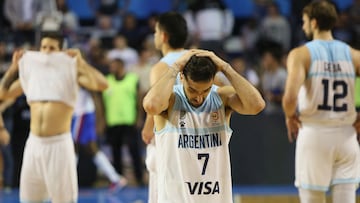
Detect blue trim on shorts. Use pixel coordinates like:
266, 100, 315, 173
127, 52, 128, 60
297, 183, 328, 191
331, 178, 360, 185
297, 178, 360, 191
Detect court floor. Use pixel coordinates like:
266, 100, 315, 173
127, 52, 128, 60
0, 185, 359, 203
0, 185, 299, 203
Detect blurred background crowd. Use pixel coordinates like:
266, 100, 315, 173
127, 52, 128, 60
0, 0, 360, 192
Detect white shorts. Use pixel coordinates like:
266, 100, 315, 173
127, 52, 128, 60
295, 124, 360, 191
20, 132, 78, 203
145, 138, 157, 203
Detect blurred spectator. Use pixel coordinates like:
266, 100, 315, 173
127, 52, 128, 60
260, 43, 287, 115
349, 0, 360, 48
91, 15, 117, 49
129, 48, 153, 99
9, 95, 30, 188
184, 0, 234, 57
230, 56, 259, 88
56, 0, 79, 32
4, 0, 56, 46
118, 13, 146, 51
258, 1, 291, 51
90, 0, 122, 29
0, 0, 10, 31
333, 9, 356, 45
102, 58, 145, 186
86, 38, 109, 75
240, 17, 260, 63
107, 35, 139, 70
0, 101, 13, 192
56, 0, 79, 46
0, 43, 13, 191
0, 42, 10, 73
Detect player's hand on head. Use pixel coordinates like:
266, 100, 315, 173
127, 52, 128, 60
173, 49, 198, 71
193, 49, 227, 72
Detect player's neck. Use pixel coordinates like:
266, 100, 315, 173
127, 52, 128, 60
162, 45, 184, 56
313, 30, 333, 41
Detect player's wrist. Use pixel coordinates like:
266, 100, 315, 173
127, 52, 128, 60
170, 63, 180, 77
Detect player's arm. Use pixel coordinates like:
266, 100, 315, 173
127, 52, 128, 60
143, 63, 178, 115
142, 60, 173, 143
282, 46, 308, 142
66, 49, 108, 92
143, 51, 194, 115
0, 50, 24, 99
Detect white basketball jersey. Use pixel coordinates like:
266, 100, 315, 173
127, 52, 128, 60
298, 40, 356, 126
155, 85, 233, 203
19, 51, 78, 108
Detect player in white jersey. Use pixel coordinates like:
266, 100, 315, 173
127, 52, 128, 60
141, 12, 230, 203
143, 49, 265, 203
0, 32, 108, 203
282, 2, 360, 203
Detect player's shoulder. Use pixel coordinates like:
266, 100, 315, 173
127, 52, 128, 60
288, 45, 310, 61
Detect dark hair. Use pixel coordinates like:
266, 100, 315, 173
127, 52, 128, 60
112, 58, 125, 66
260, 41, 283, 63
302, 1, 338, 31
183, 56, 217, 82
157, 12, 188, 49
40, 31, 64, 49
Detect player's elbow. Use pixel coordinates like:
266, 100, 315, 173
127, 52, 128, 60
252, 98, 266, 114
97, 80, 109, 91
143, 102, 159, 115
282, 94, 297, 112
143, 97, 163, 115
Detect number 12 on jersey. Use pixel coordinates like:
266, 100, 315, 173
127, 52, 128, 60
318, 79, 348, 112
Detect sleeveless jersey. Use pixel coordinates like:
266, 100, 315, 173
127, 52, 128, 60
299, 40, 356, 126
155, 85, 233, 203
19, 51, 78, 108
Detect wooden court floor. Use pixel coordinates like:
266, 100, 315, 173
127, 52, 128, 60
1, 185, 360, 203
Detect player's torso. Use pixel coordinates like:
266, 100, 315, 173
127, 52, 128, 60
155, 85, 233, 203
299, 40, 356, 126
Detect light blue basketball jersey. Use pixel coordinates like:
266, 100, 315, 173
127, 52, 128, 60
299, 40, 356, 126
160, 50, 188, 85
155, 84, 233, 203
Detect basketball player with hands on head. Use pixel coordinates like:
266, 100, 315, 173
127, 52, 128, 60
143, 49, 265, 203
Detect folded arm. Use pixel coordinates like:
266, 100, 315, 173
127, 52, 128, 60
0, 50, 24, 99
67, 49, 108, 92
